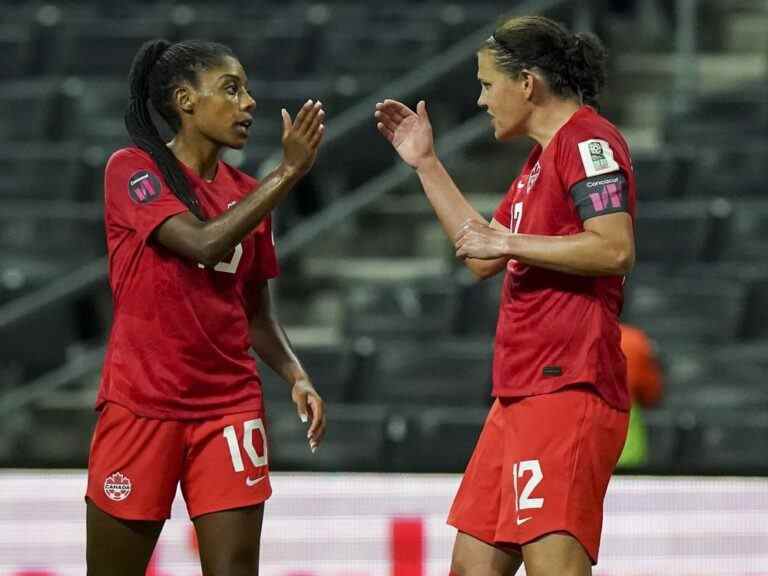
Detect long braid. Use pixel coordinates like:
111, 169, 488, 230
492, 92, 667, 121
124, 39, 235, 220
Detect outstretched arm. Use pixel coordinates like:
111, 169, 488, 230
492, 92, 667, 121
156, 100, 325, 267
375, 99, 508, 280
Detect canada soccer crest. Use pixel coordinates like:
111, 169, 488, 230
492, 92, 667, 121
526, 161, 541, 194
104, 471, 132, 501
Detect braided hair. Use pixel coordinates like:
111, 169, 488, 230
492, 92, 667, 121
124, 39, 236, 219
483, 16, 608, 108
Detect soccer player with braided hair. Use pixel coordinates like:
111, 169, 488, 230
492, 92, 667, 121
85, 39, 326, 575
376, 15, 635, 576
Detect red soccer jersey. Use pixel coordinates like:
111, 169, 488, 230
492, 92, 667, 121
491, 106, 635, 410
97, 147, 279, 420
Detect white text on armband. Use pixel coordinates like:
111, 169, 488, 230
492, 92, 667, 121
570, 172, 628, 221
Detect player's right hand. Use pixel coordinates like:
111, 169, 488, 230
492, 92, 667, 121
375, 99, 436, 169
281, 99, 325, 176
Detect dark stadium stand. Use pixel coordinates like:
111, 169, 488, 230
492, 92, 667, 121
1, 0, 767, 476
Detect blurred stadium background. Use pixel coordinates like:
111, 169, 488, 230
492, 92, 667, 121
0, 0, 767, 574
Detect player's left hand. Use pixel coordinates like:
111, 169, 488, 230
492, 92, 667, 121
291, 378, 326, 453
455, 219, 510, 260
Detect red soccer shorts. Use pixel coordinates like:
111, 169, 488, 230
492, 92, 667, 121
86, 402, 271, 520
447, 385, 628, 563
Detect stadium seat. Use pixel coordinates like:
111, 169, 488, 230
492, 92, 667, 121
0, 143, 83, 201
0, 28, 33, 78
359, 338, 493, 406
739, 277, 768, 340
632, 152, 693, 201
403, 405, 487, 472
259, 342, 357, 404
677, 409, 768, 473
341, 281, 458, 340
45, 18, 170, 77
634, 204, 712, 262
623, 276, 746, 345
0, 80, 56, 142
266, 401, 391, 472
452, 272, 503, 336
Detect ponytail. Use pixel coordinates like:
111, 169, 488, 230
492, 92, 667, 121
565, 32, 608, 108
124, 39, 204, 219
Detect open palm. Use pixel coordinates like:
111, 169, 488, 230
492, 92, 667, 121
375, 99, 435, 168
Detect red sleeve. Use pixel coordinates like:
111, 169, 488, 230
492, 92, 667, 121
251, 214, 280, 282
492, 183, 515, 229
557, 134, 622, 192
105, 148, 189, 243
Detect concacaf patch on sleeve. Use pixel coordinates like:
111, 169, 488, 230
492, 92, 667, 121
577, 139, 620, 177
127, 170, 162, 204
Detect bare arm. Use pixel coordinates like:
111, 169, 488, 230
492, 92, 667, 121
375, 99, 507, 280
415, 156, 510, 279
250, 281, 326, 450
455, 212, 635, 276
156, 100, 325, 267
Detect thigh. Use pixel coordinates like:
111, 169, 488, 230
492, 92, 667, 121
451, 531, 522, 576
194, 503, 265, 576
522, 532, 592, 576
447, 399, 506, 544
182, 410, 271, 519
86, 498, 164, 576
86, 402, 185, 520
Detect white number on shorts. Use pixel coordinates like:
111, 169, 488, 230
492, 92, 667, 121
198, 242, 243, 274
222, 418, 268, 472
513, 459, 544, 511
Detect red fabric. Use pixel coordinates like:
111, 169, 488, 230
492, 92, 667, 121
447, 387, 628, 564
491, 106, 636, 411
97, 147, 279, 420
86, 402, 272, 520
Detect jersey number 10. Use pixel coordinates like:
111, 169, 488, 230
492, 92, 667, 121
223, 418, 268, 471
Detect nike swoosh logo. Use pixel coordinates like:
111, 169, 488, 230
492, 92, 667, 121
516, 516, 532, 526
245, 476, 266, 487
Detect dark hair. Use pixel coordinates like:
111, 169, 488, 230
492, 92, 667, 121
124, 39, 236, 219
482, 16, 608, 108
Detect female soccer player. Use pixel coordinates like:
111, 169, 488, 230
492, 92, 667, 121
85, 39, 326, 575
376, 16, 635, 576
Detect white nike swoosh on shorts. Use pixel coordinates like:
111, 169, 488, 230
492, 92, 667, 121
245, 476, 266, 487
516, 516, 532, 526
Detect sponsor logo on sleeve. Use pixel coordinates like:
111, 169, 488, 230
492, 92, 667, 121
128, 170, 162, 204
103, 472, 132, 501
577, 139, 620, 177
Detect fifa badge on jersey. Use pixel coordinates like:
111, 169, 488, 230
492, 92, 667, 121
577, 139, 619, 177
103, 471, 132, 501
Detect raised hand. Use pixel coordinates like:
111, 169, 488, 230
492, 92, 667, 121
375, 99, 436, 169
281, 99, 325, 176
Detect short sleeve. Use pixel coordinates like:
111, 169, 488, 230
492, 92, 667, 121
251, 215, 280, 282
558, 135, 622, 192
493, 184, 515, 229
105, 149, 189, 242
